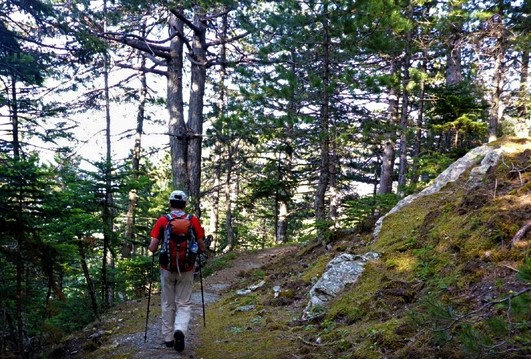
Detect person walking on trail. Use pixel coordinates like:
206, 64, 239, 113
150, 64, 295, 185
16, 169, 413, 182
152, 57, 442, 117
148, 190, 206, 352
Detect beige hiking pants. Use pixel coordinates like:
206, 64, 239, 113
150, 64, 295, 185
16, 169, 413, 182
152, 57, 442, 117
160, 268, 194, 342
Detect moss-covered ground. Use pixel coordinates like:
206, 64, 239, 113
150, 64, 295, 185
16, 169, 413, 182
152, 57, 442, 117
196, 138, 530, 359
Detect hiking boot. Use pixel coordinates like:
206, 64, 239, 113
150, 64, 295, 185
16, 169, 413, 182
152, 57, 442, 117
164, 340, 174, 348
173, 330, 185, 352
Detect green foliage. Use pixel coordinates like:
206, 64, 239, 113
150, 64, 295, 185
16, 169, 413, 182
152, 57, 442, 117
426, 82, 489, 147
44, 295, 99, 335
115, 256, 155, 300
416, 151, 456, 181
518, 258, 531, 283
342, 193, 400, 228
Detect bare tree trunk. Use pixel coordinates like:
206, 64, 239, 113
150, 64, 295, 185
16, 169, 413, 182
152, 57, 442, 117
411, 52, 426, 187
328, 148, 339, 228
489, 3, 507, 143
208, 13, 229, 250
277, 200, 288, 244
225, 146, 235, 251
314, 3, 330, 242
79, 241, 100, 321
123, 26, 148, 259
188, 9, 208, 216
102, 0, 114, 307
445, 1, 463, 86
9, 72, 24, 357
398, 11, 412, 195
168, 10, 188, 191
276, 49, 298, 244
518, 50, 529, 136
15, 233, 23, 357
378, 59, 399, 194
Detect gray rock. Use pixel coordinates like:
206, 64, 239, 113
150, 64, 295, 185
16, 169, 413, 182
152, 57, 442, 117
373, 145, 492, 239
302, 252, 379, 320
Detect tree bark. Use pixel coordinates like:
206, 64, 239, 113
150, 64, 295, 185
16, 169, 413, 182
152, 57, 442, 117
123, 28, 147, 259
518, 50, 529, 127
188, 9, 208, 215
208, 13, 228, 250
167, 10, 188, 192
225, 144, 235, 251
79, 241, 100, 321
411, 50, 427, 186
398, 14, 412, 195
489, 4, 507, 143
102, 1, 114, 307
314, 3, 331, 242
328, 148, 339, 228
445, 1, 463, 86
378, 59, 399, 194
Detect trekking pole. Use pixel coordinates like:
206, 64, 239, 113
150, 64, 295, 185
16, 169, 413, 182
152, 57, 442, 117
198, 255, 206, 327
144, 252, 155, 342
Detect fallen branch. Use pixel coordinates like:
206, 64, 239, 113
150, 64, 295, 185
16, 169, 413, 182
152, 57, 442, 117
511, 220, 531, 247
499, 264, 519, 273
436, 287, 531, 332
297, 336, 334, 347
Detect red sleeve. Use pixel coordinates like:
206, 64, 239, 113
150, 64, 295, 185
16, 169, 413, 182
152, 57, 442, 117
190, 216, 205, 239
150, 216, 169, 240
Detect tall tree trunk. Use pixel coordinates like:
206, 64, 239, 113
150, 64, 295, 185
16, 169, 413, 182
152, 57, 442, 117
378, 59, 399, 194
78, 241, 100, 321
411, 51, 427, 186
225, 145, 235, 251
276, 151, 290, 244
277, 140, 293, 244
208, 13, 229, 250
102, 0, 114, 307
168, 10, 188, 191
445, 1, 463, 86
276, 50, 297, 244
518, 50, 529, 136
489, 3, 507, 143
15, 229, 23, 357
328, 147, 339, 228
9, 73, 24, 357
398, 10, 413, 195
210, 146, 222, 251
123, 27, 148, 259
188, 8, 208, 216
314, 2, 331, 242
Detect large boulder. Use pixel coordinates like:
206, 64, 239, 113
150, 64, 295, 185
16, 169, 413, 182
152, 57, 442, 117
373, 144, 499, 239
302, 252, 379, 320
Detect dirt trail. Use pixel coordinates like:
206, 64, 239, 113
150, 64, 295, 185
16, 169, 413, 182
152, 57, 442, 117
92, 245, 298, 359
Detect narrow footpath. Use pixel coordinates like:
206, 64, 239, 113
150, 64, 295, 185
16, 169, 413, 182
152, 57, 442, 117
83, 246, 297, 359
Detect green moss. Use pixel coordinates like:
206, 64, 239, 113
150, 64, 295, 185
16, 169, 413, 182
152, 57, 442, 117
299, 253, 332, 284
196, 287, 297, 359
372, 194, 445, 253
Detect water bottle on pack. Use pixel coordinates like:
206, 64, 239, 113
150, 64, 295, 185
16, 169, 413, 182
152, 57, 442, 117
190, 240, 198, 254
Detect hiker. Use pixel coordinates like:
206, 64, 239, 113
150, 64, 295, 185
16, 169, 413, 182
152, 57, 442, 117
148, 190, 206, 352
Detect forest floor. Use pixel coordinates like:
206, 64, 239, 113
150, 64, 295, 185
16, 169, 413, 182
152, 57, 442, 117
61, 245, 299, 359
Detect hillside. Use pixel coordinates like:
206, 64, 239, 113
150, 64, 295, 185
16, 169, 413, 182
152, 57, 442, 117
56, 138, 530, 359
